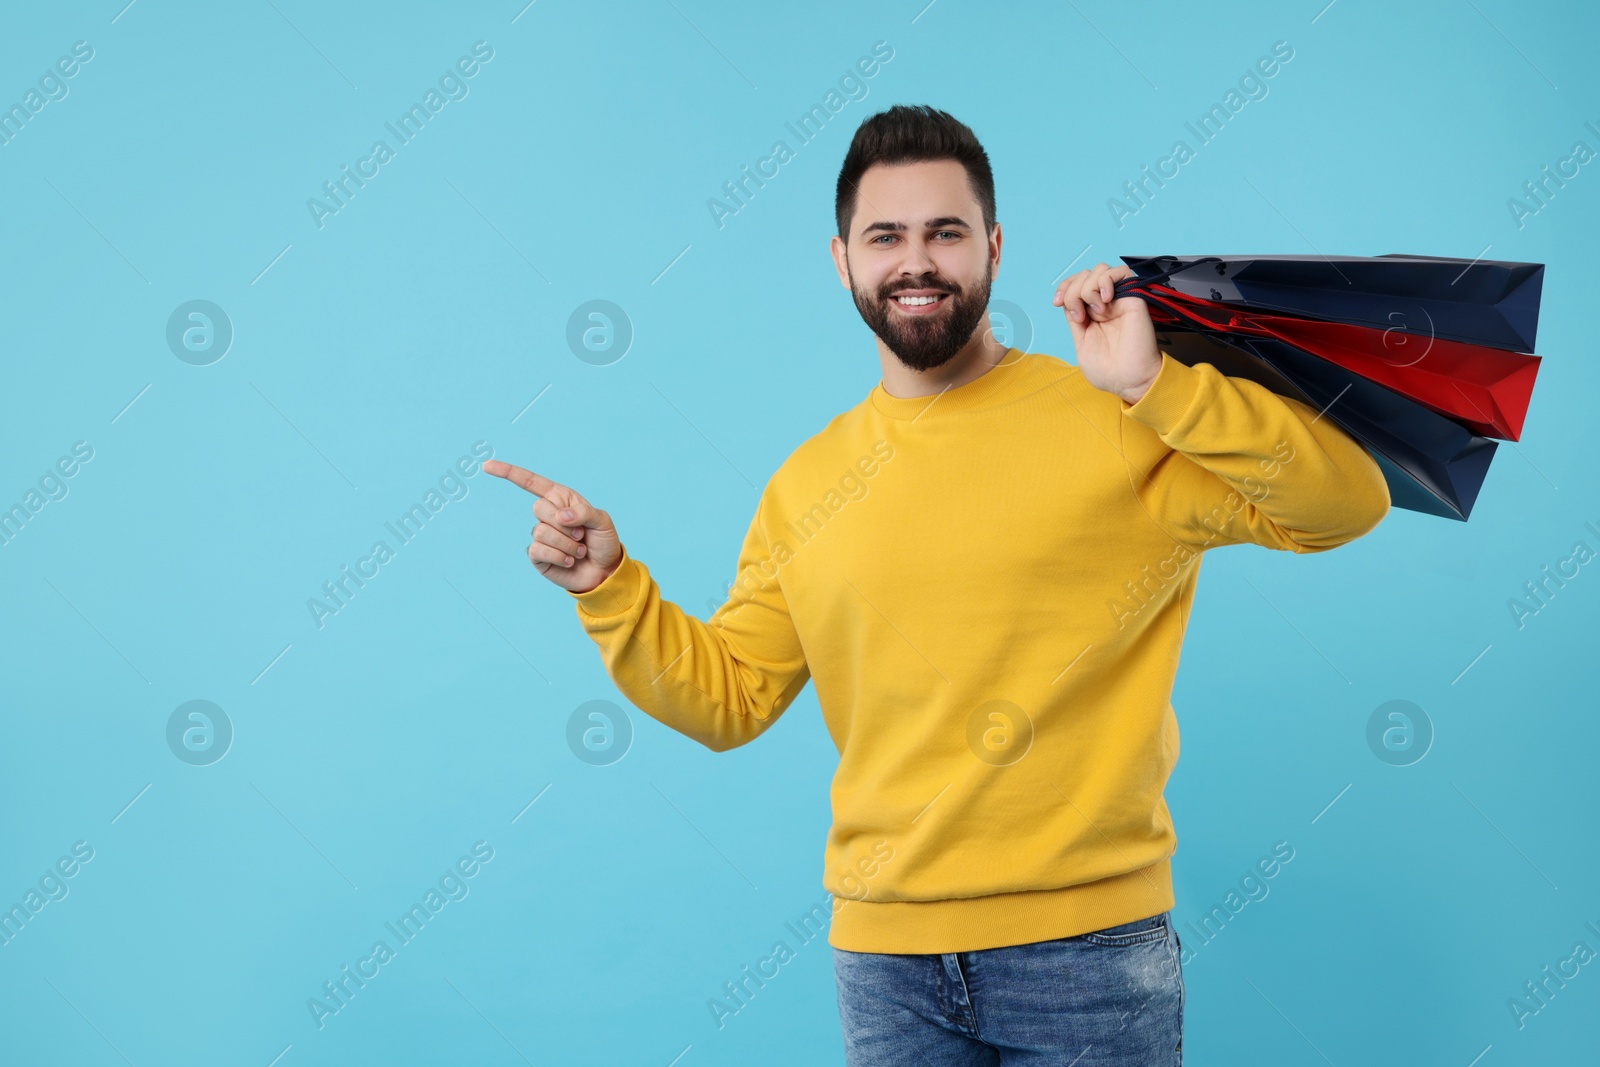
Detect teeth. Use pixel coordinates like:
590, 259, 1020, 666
895, 295, 942, 306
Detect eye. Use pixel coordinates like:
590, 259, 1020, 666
870, 231, 960, 245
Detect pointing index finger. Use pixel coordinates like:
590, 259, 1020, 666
482, 458, 557, 498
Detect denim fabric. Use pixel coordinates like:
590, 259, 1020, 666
832, 911, 1183, 1065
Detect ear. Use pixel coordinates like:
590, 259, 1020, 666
830, 235, 852, 290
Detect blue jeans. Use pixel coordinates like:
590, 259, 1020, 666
832, 911, 1183, 1065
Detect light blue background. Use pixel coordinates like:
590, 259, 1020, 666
2, 1, 1596, 1064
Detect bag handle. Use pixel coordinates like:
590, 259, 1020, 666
1109, 257, 1225, 295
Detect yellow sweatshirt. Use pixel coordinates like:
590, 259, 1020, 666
566, 347, 1389, 954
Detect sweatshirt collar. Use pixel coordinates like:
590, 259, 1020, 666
869, 347, 1033, 421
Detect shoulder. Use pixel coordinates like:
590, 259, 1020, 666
1018, 350, 1089, 395
776, 386, 885, 470
1009, 349, 1174, 469
757, 397, 893, 526
1012, 350, 1127, 427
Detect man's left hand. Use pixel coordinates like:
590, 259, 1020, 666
1053, 263, 1162, 405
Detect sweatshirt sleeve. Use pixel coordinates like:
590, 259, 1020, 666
1116, 349, 1391, 553
564, 494, 811, 753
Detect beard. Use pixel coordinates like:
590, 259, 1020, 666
849, 259, 995, 372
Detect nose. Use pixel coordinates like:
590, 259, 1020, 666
898, 235, 938, 277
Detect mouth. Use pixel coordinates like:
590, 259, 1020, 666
888, 291, 950, 315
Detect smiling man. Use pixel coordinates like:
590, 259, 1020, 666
485, 104, 1390, 1065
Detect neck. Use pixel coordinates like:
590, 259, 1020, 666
877, 327, 1011, 399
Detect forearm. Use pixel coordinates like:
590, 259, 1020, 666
1121, 350, 1390, 551
568, 544, 809, 752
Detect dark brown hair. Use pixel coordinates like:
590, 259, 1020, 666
835, 105, 995, 242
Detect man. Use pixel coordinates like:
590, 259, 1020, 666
485, 105, 1388, 1064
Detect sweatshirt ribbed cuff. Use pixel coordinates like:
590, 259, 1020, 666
1119, 350, 1203, 435
567, 544, 641, 617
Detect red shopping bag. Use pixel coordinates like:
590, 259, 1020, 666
1127, 283, 1540, 440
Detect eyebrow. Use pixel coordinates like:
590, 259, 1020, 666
860, 216, 974, 237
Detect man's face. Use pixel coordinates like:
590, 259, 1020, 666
833, 159, 999, 372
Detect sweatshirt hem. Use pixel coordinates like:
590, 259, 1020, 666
826, 856, 1174, 954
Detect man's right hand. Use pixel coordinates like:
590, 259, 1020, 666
483, 459, 623, 594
